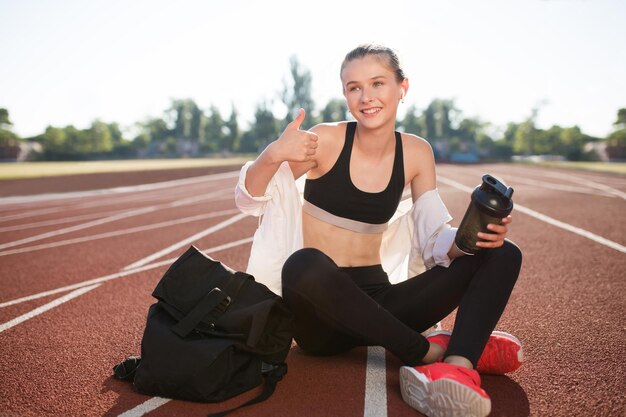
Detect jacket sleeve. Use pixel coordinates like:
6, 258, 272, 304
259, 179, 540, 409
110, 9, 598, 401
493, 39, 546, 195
410, 189, 457, 270
234, 161, 273, 217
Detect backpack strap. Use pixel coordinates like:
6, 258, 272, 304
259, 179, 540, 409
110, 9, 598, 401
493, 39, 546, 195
171, 272, 250, 338
206, 363, 288, 417
171, 287, 231, 337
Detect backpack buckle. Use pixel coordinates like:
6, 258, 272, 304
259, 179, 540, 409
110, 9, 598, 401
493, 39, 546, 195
213, 288, 231, 314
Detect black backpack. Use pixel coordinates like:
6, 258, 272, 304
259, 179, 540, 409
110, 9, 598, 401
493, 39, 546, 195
114, 245, 294, 416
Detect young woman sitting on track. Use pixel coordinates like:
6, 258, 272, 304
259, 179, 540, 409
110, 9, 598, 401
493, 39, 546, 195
235, 44, 523, 417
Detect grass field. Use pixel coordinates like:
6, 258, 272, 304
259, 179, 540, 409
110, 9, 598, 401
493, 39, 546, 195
0, 157, 255, 180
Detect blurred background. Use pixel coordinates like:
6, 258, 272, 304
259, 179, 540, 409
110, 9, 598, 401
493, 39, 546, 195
0, 0, 624, 164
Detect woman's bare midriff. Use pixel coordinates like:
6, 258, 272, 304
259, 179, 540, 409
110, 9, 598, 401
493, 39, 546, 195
302, 211, 383, 267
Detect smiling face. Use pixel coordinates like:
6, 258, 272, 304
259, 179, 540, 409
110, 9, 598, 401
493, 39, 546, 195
341, 54, 408, 130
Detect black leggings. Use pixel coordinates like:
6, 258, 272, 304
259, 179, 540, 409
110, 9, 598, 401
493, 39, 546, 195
281, 241, 522, 367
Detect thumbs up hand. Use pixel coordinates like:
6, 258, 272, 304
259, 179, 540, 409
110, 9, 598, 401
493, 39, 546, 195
269, 108, 319, 163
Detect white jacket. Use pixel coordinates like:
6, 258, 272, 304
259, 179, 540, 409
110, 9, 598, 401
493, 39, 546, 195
234, 161, 458, 295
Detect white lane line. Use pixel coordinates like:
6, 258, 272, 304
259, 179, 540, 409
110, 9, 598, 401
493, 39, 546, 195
364, 346, 388, 417
0, 188, 233, 250
537, 170, 626, 200
0, 170, 239, 206
438, 175, 626, 253
501, 176, 611, 197
0, 205, 76, 223
0, 237, 253, 309
117, 397, 171, 417
0, 284, 101, 333
0, 185, 193, 223
0, 208, 129, 232
123, 212, 248, 270
0, 209, 239, 257
0, 206, 157, 249
513, 205, 626, 253
441, 167, 613, 198
0, 173, 236, 223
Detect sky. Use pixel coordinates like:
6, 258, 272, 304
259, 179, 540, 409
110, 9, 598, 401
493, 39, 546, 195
1, 0, 625, 139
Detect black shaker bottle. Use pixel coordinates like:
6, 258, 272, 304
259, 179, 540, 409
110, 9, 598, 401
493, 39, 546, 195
454, 174, 514, 254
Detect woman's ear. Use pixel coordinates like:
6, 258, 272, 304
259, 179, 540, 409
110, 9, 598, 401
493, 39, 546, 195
399, 78, 409, 103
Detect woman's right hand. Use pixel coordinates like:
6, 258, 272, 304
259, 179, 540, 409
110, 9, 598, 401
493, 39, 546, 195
268, 108, 318, 163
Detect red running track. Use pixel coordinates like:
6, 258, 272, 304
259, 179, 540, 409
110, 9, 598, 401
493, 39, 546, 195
0, 163, 625, 417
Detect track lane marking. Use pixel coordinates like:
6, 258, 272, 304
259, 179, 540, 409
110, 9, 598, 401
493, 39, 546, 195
438, 175, 626, 253
0, 173, 236, 223
0, 237, 251, 307
0, 208, 239, 257
0, 284, 101, 333
0, 208, 129, 232
364, 346, 387, 417
0, 183, 228, 229
496, 175, 612, 197
117, 397, 171, 417
0, 237, 253, 309
479, 165, 626, 199
513, 205, 626, 253
122, 213, 248, 270
0, 170, 239, 206
0, 185, 201, 221
441, 167, 616, 198
0, 188, 233, 250
536, 170, 626, 200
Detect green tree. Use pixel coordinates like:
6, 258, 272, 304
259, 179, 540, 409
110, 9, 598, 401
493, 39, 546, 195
170, 99, 193, 139
560, 126, 586, 160
419, 99, 460, 141
455, 118, 481, 144
240, 101, 279, 152
64, 125, 91, 155
0, 128, 19, 148
134, 117, 172, 156
606, 108, 626, 160
204, 105, 226, 152
281, 56, 315, 129
400, 105, 423, 136
513, 107, 541, 155
0, 108, 20, 150
88, 120, 113, 153
320, 98, 348, 123
108, 123, 124, 146
225, 105, 240, 152
608, 107, 626, 147
501, 122, 519, 146
536, 125, 563, 155
0, 108, 12, 126
38, 125, 85, 159
168, 98, 203, 155
614, 108, 626, 127
190, 104, 205, 150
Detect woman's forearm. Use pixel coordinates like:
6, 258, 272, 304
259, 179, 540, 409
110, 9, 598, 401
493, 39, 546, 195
244, 143, 283, 197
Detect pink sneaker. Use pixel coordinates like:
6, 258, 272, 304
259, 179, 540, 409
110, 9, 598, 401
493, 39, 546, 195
426, 330, 523, 375
400, 362, 491, 417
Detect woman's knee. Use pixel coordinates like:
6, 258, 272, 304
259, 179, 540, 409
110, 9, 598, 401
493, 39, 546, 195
281, 248, 336, 293
498, 240, 523, 268
485, 239, 523, 283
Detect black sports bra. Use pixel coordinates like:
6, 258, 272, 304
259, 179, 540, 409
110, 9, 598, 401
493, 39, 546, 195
303, 122, 405, 233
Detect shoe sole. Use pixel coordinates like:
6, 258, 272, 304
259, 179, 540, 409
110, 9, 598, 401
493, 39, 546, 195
400, 366, 491, 417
